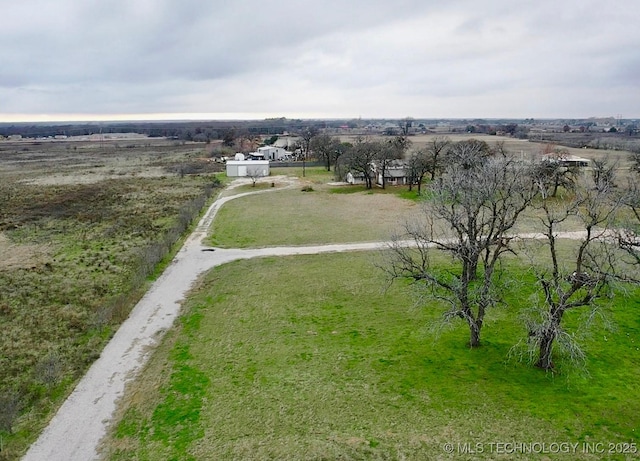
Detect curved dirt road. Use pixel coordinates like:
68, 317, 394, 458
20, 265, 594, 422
22, 178, 591, 460
22, 178, 392, 461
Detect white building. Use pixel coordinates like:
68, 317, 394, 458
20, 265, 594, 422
257, 146, 291, 161
226, 160, 270, 177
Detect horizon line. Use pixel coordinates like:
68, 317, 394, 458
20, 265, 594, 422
0, 112, 636, 124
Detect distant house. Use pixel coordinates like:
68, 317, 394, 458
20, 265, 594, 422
375, 160, 413, 186
226, 160, 270, 177
542, 153, 590, 168
345, 160, 413, 187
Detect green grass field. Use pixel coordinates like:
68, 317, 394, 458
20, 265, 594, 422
104, 252, 640, 460
270, 166, 335, 184
207, 186, 418, 248
101, 161, 639, 460
206, 185, 589, 249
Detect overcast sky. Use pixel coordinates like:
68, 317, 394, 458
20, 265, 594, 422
1, 0, 638, 122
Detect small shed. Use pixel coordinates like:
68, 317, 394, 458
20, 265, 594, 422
346, 171, 368, 185
226, 160, 270, 177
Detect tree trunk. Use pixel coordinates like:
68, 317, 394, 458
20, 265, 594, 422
536, 332, 555, 369
469, 320, 481, 348
464, 312, 483, 348
469, 260, 478, 282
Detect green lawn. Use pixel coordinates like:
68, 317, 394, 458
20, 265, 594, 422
207, 187, 418, 247
104, 252, 640, 460
270, 166, 335, 184
206, 175, 589, 249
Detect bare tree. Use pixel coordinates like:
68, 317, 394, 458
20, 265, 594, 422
34, 351, 64, 389
332, 142, 352, 182
339, 138, 378, 189
246, 165, 265, 187
425, 136, 451, 180
442, 138, 492, 170
614, 175, 640, 271
398, 117, 413, 136
299, 126, 319, 177
406, 149, 431, 194
591, 158, 617, 190
385, 148, 536, 347
519, 171, 622, 370
531, 146, 579, 198
391, 133, 411, 154
310, 134, 341, 172
300, 126, 319, 158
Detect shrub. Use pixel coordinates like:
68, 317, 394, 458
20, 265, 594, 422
0, 392, 22, 433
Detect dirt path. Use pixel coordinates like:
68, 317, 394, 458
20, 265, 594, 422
20, 176, 388, 461
22, 178, 591, 461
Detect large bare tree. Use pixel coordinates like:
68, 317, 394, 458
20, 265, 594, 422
519, 169, 622, 369
385, 146, 536, 347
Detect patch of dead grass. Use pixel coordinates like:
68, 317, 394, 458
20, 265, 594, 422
20, 167, 170, 186
0, 233, 51, 270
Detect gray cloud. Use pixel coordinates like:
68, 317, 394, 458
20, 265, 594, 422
0, 0, 638, 120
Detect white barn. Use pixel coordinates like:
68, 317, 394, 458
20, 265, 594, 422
226, 160, 270, 177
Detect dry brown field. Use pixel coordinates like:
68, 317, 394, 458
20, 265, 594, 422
0, 137, 223, 460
